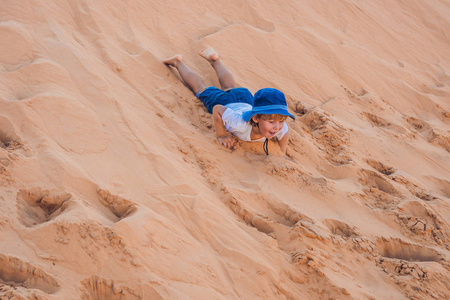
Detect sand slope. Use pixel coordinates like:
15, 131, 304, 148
1, 0, 449, 299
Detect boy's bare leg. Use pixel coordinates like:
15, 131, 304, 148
199, 48, 236, 90
163, 54, 206, 94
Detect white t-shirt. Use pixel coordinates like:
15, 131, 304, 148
222, 103, 289, 142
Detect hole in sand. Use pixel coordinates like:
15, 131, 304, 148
376, 238, 442, 262
322, 219, 358, 238
17, 188, 72, 227
80, 276, 140, 300
0, 254, 59, 294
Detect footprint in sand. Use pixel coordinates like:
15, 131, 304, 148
366, 159, 396, 176
80, 276, 143, 300
0, 115, 24, 151
359, 169, 398, 196
322, 219, 359, 238
397, 200, 448, 246
391, 175, 440, 202
290, 100, 308, 116
265, 199, 313, 228
406, 117, 435, 140
250, 201, 311, 235
362, 112, 407, 135
300, 111, 351, 165
405, 116, 450, 152
97, 189, 137, 223
0, 254, 59, 294
224, 186, 312, 229
375, 237, 443, 262
374, 237, 449, 299
17, 188, 72, 227
300, 111, 327, 132
363, 112, 391, 127
223, 187, 323, 242
357, 169, 400, 209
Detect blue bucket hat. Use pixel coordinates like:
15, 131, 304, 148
242, 88, 296, 122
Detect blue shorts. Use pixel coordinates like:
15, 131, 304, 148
196, 87, 254, 113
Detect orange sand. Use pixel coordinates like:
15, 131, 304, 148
0, 0, 449, 299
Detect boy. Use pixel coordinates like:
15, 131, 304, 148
163, 48, 295, 155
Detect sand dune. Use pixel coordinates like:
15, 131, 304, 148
1, 0, 449, 299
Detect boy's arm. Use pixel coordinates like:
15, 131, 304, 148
278, 131, 290, 155
212, 105, 236, 149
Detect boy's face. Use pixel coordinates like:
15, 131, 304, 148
252, 115, 285, 139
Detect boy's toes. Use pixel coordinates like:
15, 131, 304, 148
163, 54, 182, 66
199, 47, 219, 61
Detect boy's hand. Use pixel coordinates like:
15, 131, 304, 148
217, 136, 236, 149
213, 105, 236, 150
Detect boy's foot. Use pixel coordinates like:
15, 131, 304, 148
199, 47, 219, 62
163, 54, 182, 67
